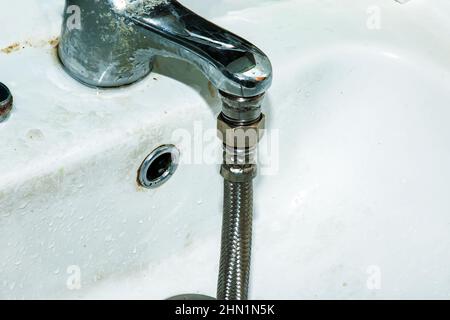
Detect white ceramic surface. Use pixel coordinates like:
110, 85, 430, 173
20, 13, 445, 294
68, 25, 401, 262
1, 0, 450, 299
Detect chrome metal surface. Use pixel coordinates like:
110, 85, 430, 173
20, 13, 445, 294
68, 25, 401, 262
217, 180, 253, 300
0, 82, 13, 122
59, 0, 272, 97
220, 91, 266, 123
167, 294, 216, 300
217, 113, 265, 150
138, 144, 180, 189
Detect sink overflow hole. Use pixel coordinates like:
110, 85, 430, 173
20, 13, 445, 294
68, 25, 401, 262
0, 83, 11, 102
138, 145, 180, 189
146, 152, 172, 181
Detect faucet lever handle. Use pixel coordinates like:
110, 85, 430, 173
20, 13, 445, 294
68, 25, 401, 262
127, 0, 272, 97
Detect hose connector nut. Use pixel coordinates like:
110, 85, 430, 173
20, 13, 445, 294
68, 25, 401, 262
221, 164, 257, 182
217, 113, 266, 149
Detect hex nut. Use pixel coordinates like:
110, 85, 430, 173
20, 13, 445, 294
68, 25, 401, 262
217, 114, 266, 149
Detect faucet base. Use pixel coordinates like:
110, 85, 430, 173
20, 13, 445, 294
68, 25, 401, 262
58, 45, 155, 88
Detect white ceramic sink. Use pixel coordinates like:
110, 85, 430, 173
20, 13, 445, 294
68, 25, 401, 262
1, 0, 450, 299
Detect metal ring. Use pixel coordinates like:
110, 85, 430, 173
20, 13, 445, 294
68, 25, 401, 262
138, 145, 180, 189
0, 82, 13, 122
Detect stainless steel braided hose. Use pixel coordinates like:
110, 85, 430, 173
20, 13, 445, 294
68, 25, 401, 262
217, 179, 254, 300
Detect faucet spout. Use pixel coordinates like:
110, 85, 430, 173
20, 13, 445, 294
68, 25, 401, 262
59, 0, 272, 98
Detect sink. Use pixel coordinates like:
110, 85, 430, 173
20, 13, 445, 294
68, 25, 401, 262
1, 0, 450, 299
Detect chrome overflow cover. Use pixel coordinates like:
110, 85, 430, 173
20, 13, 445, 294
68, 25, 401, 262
138, 145, 180, 189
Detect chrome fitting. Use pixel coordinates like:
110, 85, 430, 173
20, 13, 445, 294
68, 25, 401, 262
218, 91, 267, 182
219, 91, 266, 123
220, 164, 257, 183
217, 113, 266, 150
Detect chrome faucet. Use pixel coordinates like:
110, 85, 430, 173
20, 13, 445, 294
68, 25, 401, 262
59, 0, 272, 99
59, 0, 273, 300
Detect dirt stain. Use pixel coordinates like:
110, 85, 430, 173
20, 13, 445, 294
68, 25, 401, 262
1, 36, 60, 54
48, 37, 60, 48
1, 42, 21, 54
208, 81, 217, 98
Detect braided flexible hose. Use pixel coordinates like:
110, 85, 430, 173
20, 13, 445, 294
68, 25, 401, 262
217, 179, 253, 300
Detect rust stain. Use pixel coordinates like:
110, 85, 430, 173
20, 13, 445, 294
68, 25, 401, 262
135, 166, 146, 192
0, 100, 13, 117
1, 42, 21, 54
1, 36, 60, 55
208, 81, 217, 98
48, 37, 60, 48
0, 106, 12, 117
